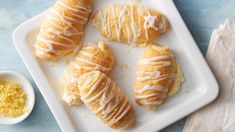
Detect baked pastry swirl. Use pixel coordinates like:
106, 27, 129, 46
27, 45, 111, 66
35, 0, 92, 61
134, 44, 184, 110
78, 71, 135, 129
92, 4, 169, 47
62, 41, 114, 106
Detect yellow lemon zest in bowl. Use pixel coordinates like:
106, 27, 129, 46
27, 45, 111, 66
0, 80, 27, 118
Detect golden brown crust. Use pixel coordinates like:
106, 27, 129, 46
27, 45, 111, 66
92, 4, 169, 47
62, 41, 115, 106
134, 44, 178, 110
35, 0, 93, 61
78, 71, 135, 129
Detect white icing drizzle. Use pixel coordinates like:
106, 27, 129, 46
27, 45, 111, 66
140, 54, 174, 66
93, 83, 118, 114
122, 6, 134, 43
84, 78, 112, 104
38, 31, 75, 50
83, 46, 96, 50
48, 10, 84, 35
37, 36, 69, 47
80, 73, 131, 127
76, 57, 111, 72
57, 1, 91, 23
101, 96, 131, 127
144, 61, 171, 66
46, 14, 83, 36
36, 36, 53, 50
73, 63, 94, 71
136, 70, 160, 81
46, 14, 80, 37
45, 14, 64, 30
70, 12, 88, 23
107, 100, 131, 126
82, 74, 106, 99
125, 26, 132, 43
130, 5, 141, 43
136, 73, 166, 82
79, 51, 107, 62
50, 8, 85, 25
135, 85, 168, 94
35, 45, 61, 54
102, 97, 119, 115
99, 10, 109, 37
135, 93, 166, 99
111, 6, 119, 41
100, 80, 113, 108
98, 5, 135, 43
143, 10, 159, 40
136, 70, 160, 76
45, 28, 75, 45
137, 73, 176, 82
117, 12, 125, 40
106, 7, 112, 38
72, 47, 111, 72
36, 14, 82, 54
57, 0, 91, 14
142, 100, 162, 105
144, 15, 159, 31
35, 36, 67, 54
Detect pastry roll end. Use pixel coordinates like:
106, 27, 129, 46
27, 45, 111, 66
156, 15, 170, 34
62, 84, 82, 106
167, 63, 184, 96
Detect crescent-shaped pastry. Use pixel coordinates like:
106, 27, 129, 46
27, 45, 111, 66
78, 71, 135, 129
35, 0, 92, 61
134, 44, 184, 110
92, 4, 169, 47
62, 41, 114, 106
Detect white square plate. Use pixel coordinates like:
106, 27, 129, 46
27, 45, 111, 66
13, 0, 218, 131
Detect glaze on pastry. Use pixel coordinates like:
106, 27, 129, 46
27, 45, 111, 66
78, 71, 135, 129
92, 4, 169, 47
134, 44, 184, 110
35, 0, 92, 61
62, 41, 114, 106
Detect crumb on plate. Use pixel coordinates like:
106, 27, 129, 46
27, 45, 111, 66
119, 63, 129, 70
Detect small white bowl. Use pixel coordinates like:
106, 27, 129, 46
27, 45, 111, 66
0, 70, 35, 125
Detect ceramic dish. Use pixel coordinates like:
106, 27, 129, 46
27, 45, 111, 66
0, 70, 35, 125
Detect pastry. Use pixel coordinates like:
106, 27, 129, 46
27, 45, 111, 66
92, 4, 169, 47
35, 0, 92, 61
62, 41, 114, 106
78, 71, 135, 129
134, 44, 184, 110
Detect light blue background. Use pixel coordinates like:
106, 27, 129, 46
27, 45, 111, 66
0, 0, 234, 131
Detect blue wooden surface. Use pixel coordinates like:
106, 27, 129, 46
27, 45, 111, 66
0, 0, 234, 131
